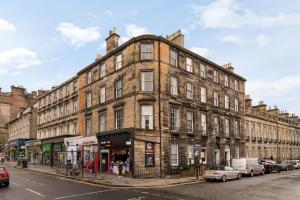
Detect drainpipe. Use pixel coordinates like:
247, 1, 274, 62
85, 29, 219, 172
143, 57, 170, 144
158, 39, 162, 177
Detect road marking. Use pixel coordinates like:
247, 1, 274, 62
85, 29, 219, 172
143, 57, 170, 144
53, 188, 119, 199
26, 188, 46, 197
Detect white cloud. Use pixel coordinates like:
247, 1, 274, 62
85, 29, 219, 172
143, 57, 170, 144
219, 34, 270, 46
120, 24, 150, 43
0, 19, 16, 32
192, 0, 300, 29
0, 48, 42, 75
57, 22, 100, 49
189, 47, 209, 57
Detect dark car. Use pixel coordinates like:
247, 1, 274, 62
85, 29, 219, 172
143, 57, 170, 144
259, 159, 281, 173
0, 166, 9, 187
280, 160, 294, 171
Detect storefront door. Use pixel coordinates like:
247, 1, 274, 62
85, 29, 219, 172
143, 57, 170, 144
101, 152, 108, 172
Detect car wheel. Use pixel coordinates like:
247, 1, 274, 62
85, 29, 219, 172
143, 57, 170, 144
237, 173, 241, 180
261, 169, 265, 175
204, 178, 210, 182
250, 171, 254, 177
4, 182, 9, 187
222, 175, 227, 182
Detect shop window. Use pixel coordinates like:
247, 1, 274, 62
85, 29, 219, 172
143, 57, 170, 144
115, 79, 122, 98
141, 105, 153, 129
170, 49, 178, 66
171, 144, 178, 166
141, 71, 153, 92
115, 109, 123, 130
140, 43, 153, 60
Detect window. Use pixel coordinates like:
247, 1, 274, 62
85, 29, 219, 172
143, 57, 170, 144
201, 114, 207, 135
86, 92, 92, 108
171, 144, 178, 166
224, 75, 229, 87
141, 105, 153, 129
99, 112, 106, 132
73, 98, 78, 113
86, 116, 92, 136
115, 54, 122, 70
213, 70, 219, 83
87, 71, 92, 84
59, 105, 64, 117
141, 71, 153, 91
141, 43, 153, 60
170, 107, 180, 132
225, 95, 230, 109
170, 50, 178, 66
186, 83, 193, 99
234, 80, 239, 91
99, 63, 106, 78
234, 120, 239, 136
66, 102, 70, 115
73, 81, 78, 92
187, 111, 193, 133
187, 144, 194, 165
170, 76, 178, 95
200, 87, 206, 103
186, 57, 193, 73
115, 109, 123, 130
100, 86, 106, 103
234, 98, 239, 112
115, 79, 122, 98
225, 119, 230, 137
213, 117, 219, 135
200, 64, 206, 78
66, 84, 70, 95
213, 92, 219, 106
235, 146, 240, 158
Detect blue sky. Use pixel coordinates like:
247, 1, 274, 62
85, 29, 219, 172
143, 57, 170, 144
1, 0, 300, 114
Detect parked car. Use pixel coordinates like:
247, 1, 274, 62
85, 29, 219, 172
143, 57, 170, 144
204, 166, 242, 182
291, 160, 300, 169
0, 166, 9, 187
279, 160, 294, 171
232, 158, 265, 176
259, 159, 281, 173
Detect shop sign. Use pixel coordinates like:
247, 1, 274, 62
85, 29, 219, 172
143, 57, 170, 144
145, 142, 155, 167
42, 144, 51, 153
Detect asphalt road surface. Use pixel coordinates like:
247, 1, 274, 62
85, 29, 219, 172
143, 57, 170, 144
1, 167, 300, 200
0, 167, 199, 200
159, 169, 300, 200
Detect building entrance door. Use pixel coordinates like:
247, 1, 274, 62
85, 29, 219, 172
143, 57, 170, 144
101, 152, 108, 172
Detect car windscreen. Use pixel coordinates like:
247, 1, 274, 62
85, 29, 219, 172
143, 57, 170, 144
209, 166, 225, 170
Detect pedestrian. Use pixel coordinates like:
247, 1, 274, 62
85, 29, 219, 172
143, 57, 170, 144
194, 152, 200, 179
118, 161, 123, 176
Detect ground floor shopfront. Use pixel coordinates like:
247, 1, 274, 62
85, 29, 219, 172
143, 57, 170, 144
7, 138, 31, 161
25, 140, 42, 164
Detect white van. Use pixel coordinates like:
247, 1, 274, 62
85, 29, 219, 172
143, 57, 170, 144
232, 158, 265, 176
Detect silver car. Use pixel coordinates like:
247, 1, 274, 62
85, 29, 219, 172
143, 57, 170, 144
204, 166, 242, 182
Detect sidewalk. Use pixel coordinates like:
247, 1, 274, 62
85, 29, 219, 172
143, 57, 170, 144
4, 161, 203, 188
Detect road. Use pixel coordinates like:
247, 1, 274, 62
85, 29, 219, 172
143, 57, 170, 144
1, 167, 300, 200
0, 167, 199, 200
159, 169, 300, 200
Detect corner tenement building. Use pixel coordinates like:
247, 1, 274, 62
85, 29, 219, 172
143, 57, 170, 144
76, 29, 246, 177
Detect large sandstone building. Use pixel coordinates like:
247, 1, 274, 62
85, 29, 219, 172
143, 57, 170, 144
0, 86, 40, 150
244, 96, 300, 161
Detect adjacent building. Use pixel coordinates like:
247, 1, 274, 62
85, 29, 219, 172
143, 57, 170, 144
76, 29, 246, 177
244, 96, 300, 162
7, 104, 38, 161
36, 76, 79, 166
0, 86, 41, 152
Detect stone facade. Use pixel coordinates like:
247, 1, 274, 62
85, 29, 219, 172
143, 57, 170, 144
76, 29, 246, 177
244, 96, 300, 161
0, 86, 40, 146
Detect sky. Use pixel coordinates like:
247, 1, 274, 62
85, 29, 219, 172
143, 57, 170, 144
1, 0, 300, 114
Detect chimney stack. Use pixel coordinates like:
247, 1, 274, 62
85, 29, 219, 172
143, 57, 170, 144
245, 95, 252, 108
166, 30, 184, 47
105, 27, 120, 53
223, 63, 235, 73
